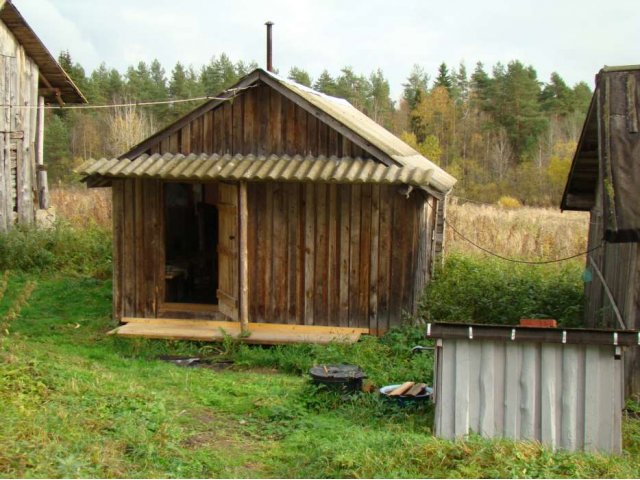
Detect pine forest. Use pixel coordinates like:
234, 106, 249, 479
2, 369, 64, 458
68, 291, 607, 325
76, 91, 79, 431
50, 52, 591, 206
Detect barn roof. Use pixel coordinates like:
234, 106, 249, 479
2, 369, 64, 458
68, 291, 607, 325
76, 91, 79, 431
78, 153, 435, 189
562, 65, 640, 242
0, 0, 86, 104
122, 68, 456, 194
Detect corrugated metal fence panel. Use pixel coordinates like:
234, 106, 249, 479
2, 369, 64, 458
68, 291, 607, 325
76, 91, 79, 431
434, 339, 623, 453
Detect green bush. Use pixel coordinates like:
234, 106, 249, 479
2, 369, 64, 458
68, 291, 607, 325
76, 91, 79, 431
420, 253, 584, 326
0, 222, 111, 278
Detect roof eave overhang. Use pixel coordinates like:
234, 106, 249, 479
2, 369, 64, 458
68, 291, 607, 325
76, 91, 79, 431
560, 88, 599, 211
0, 0, 86, 104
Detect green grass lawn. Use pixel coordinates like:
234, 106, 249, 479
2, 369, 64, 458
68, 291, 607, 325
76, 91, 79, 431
0, 272, 639, 478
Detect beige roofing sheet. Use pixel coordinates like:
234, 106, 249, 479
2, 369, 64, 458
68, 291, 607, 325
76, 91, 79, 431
79, 153, 435, 188
264, 71, 456, 192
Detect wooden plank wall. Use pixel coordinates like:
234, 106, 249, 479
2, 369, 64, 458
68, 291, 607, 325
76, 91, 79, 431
119, 79, 440, 333
147, 82, 373, 159
111, 178, 163, 320
247, 182, 428, 333
0, 21, 39, 231
584, 180, 640, 397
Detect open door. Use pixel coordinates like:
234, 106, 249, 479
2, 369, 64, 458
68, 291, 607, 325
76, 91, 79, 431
216, 182, 239, 320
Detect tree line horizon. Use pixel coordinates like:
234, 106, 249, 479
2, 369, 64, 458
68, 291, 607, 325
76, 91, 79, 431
49, 51, 591, 206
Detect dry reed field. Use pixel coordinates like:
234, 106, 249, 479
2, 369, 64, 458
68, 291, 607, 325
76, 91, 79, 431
49, 187, 590, 261
446, 199, 589, 261
50, 186, 112, 228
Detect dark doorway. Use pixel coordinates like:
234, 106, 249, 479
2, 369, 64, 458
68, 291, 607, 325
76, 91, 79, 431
164, 183, 218, 304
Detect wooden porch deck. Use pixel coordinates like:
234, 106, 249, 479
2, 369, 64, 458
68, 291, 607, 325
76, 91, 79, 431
108, 317, 369, 345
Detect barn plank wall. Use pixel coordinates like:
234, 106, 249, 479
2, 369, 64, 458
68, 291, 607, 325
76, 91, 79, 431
584, 180, 640, 396
247, 182, 424, 333
0, 20, 40, 231
112, 178, 163, 321
146, 83, 372, 159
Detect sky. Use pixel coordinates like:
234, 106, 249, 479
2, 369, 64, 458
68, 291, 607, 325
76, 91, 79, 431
13, 0, 640, 102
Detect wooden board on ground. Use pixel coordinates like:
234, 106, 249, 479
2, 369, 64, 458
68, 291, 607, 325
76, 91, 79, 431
109, 318, 368, 345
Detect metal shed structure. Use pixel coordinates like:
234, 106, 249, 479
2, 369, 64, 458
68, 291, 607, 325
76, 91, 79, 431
79, 68, 456, 344
561, 65, 640, 398
428, 322, 639, 453
0, 0, 86, 231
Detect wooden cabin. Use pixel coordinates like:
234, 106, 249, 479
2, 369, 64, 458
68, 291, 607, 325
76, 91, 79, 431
0, 0, 86, 231
561, 65, 640, 397
80, 68, 456, 344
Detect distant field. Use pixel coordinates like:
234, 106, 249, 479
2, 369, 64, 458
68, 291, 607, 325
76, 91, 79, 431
446, 199, 589, 262
51, 187, 591, 263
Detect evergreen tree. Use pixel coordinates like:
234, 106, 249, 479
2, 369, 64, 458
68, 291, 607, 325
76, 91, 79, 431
402, 64, 429, 111
470, 62, 491, 107
287, 67, 312, 87
44, 113, 73, 184
402, 65, 430, 140
216, 53, 239, 86
335, 67, 369, 109
496, 61, 548, 161
572, 81, 592, 114
236, 59, 258, 77
58, 50, 88, 94
434, 62, 452, 93
367, 68, 394, 126
540, 72, 574, 116
453, 62, 469, 104
88, 63, 123, 104
314, 70, 337, 96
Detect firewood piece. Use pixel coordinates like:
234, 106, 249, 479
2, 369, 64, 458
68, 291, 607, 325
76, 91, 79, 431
405, 382, 427, 397
389, 382, 415, 396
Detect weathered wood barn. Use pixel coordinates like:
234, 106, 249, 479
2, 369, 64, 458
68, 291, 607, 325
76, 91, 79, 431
561, 65, 640, 397
80, 68, 456, 344
0, 0, 86, 231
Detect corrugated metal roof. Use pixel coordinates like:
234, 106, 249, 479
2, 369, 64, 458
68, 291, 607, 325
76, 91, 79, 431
434, 337, 623, 453
78, 153, 435, 188
264, 70, 456, 193
0, 0, 86, 104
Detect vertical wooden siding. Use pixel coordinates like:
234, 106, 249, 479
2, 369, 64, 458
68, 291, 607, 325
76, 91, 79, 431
247, 182, 428, 332
0, 22, 40, 231
112, 178, 163, 320
148, 83, 372, 159
584, 181, 640, 396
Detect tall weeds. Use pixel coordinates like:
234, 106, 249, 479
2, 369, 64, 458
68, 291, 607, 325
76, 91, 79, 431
50, 186, 111, 228
446, 199, 589, 261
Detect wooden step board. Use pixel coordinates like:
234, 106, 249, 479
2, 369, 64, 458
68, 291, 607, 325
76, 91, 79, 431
109, 317, 368, 345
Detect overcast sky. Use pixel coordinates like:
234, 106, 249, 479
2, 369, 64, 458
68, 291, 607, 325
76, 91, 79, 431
14, 0, 640, 102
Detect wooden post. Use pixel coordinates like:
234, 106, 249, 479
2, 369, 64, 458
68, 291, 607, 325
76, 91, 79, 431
239, 181, 249, 333
36, 95, 48, 209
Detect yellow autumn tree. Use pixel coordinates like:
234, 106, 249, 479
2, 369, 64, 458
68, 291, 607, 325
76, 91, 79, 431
546, 140, 576, 202
399, 131, 442, 163
412, 86, 456, 167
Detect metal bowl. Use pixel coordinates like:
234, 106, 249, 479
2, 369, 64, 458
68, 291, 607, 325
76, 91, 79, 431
379, 384, 432, 406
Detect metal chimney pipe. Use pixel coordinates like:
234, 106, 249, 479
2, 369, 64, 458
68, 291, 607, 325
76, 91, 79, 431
265, 21, 274, 72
